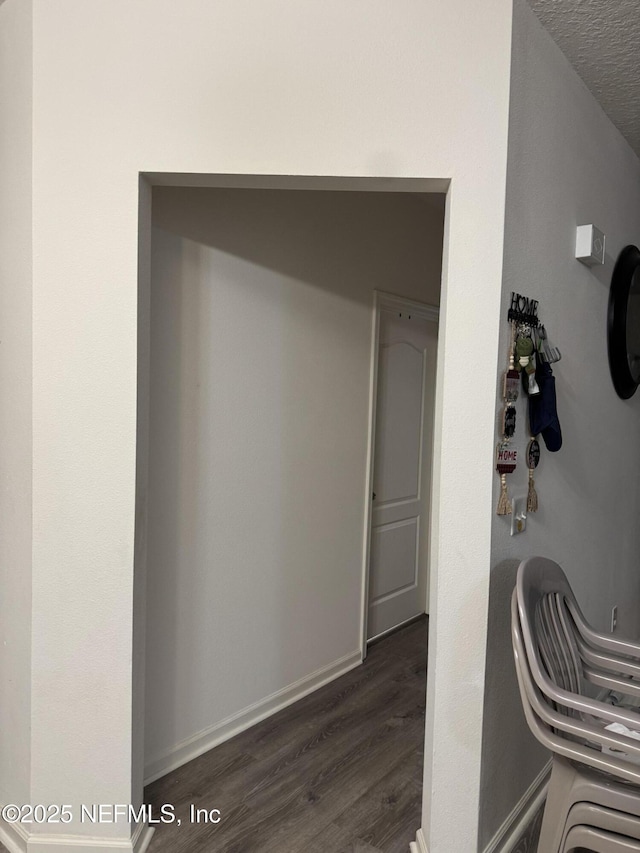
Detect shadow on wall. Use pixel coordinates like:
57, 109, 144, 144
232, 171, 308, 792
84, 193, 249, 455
590, 251, 616, 290
478, 559, 549, 851
152, 186, 445, 305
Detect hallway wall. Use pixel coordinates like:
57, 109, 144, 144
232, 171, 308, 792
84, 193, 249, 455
145, 187, 443, 776
0, 0, 33, 812
481, 1, 640, 847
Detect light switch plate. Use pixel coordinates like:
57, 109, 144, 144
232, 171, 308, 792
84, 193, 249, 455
576, 224, 605, 266
510, 496, 527, 536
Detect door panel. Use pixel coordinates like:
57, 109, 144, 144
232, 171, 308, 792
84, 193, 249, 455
374, 342, 424, 503
367, 306, 437, 641
369, 519, 418, 601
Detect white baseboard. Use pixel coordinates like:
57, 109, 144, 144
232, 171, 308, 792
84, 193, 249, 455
409, 827, 428, 853
132, 823, 154, 853
0, 818, 28, 853
408, 762, 550, 853
0, 820, 154, 853
144, 649, 363, 783
483, 760, 551, 853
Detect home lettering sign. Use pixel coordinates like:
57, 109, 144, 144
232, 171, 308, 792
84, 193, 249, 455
496, 443, 518, 515
508, 291, 539, 327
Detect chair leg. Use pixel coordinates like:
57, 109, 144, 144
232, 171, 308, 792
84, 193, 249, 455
538, 756, 579, 853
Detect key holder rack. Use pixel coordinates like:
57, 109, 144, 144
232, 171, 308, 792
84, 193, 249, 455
508, 291, 540, 327
497, 289, 563, 519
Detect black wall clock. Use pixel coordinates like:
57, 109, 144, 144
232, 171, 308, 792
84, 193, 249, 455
608, 244, 640, 399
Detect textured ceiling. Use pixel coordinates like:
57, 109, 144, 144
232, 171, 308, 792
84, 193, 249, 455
528, 0, 640, 157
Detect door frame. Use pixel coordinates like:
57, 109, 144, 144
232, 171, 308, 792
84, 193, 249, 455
360, 291, 440, 656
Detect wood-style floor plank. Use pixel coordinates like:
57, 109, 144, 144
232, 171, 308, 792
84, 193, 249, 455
143, 616, 428, 852
305, 822, 382, 853
333, 742, 423, 853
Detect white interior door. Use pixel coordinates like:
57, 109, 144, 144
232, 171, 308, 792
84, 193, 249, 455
367, 304, 437, 641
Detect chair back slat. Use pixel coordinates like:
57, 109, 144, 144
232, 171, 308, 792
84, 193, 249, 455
536, 596, 562, 681
536, 595, 577, 688
534, 591, 583, 716
554, 592, 583, 695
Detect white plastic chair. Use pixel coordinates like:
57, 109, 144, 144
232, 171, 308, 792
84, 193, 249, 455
563, 803, 640, 848
512, 557, 640, 852
563, 824, 640, 852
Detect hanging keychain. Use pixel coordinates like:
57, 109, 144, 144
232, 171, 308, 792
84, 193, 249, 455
516, 325, 540, 396
497, 321, 519, 515
526, 438, 540, 512
504, 321, 520, 402
496, 442, 518, 515
501, 320, 519, 437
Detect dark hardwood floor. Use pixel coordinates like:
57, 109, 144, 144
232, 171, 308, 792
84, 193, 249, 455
0, 620, 426, 853
145, 617, 428, 853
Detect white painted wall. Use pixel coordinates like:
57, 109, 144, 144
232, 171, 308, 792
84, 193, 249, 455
480, 1, 640, 847
0, 0, 33, 813
145, 187, 443, 774
16, 0, 513, 848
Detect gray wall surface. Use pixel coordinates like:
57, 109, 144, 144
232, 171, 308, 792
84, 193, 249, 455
480, 1, 640, 847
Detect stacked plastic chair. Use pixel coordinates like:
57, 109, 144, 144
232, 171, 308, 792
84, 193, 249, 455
512, 556, 640, 852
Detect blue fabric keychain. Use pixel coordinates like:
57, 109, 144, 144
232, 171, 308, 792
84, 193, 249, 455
529, 360, 562, 452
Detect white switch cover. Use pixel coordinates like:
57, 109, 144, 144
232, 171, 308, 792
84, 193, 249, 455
576, 224, 605, 266
510, 496, 527, 536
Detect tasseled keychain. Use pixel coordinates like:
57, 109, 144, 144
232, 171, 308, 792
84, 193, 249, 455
504, 321, 520, 405
526, 438, 540, 512
497, 322, 519, 515
502, 321, 519, 437
496, 442, 518, 514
